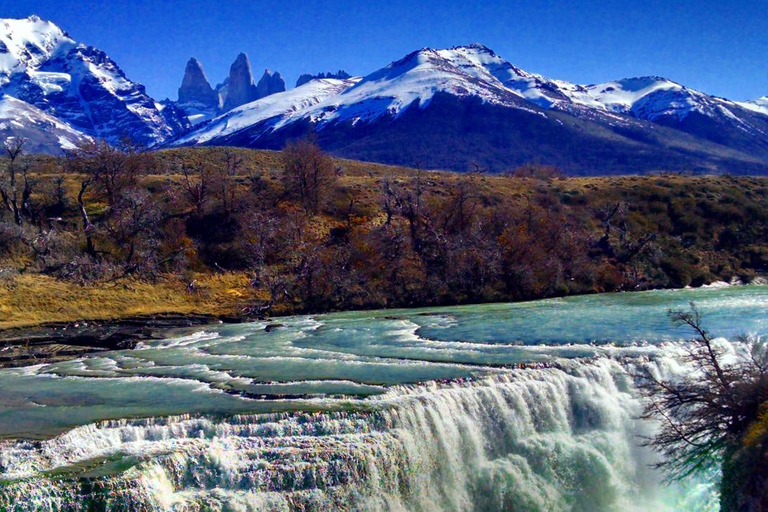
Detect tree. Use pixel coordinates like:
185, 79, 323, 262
637, 303, 768, 490
0, 137, 32, 226
380, 171, 426, 253
106, 188, 162, 275
67, 140, 149, 206
178, 162, 213, 217
281, 139, 336, 213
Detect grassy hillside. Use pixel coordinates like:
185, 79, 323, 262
1, 144, 767, 329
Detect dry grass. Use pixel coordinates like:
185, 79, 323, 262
0, 273, 257, 330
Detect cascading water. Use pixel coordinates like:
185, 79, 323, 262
0, 360, 715, 511
0, 285, 764, 511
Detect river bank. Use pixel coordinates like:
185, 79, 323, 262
0, 314, 230, 368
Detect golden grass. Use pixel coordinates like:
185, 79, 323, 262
0, 273, 257, 330
743, 403, 768, 448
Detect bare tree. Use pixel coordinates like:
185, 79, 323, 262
219, 149, 244, 215
281, 139, 336, 213
381, 171, 426, 253
637, 303, 768, 482
1, 137, 31, 225
179, 163, 212, 216
68, 140, 147, 206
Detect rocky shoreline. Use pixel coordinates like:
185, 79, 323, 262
0, 314, 251, 368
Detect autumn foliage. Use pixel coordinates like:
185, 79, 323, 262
1, 140, 767, 316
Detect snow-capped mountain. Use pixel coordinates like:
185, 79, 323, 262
172, 46, 541, 147
739, 96, 768, 117
0, 16, 189, 151
171, 43, 768, 174
173, 77, 359, 146
1, 18, 766, 174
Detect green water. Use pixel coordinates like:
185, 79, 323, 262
0, 285, 765, 511
0, 285, 765, 440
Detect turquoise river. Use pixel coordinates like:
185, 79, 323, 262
0, 284, 766, 510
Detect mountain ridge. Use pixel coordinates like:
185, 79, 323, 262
1, 16, 767, 175
171, 43, 768, 174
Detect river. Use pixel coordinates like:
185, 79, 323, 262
1, 285, 766, 510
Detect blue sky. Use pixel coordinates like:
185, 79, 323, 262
4, 0, 767, 101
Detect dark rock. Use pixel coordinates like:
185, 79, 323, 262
255, 69, 286, 99
178, 58, 218, 108
222, 53, 257, 112
0, 314, 223, 368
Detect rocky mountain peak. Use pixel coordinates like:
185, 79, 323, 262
255, 68, 286, 99
178, 57, 217, 108
0, 16, 189, 149
222, 52, 257, 111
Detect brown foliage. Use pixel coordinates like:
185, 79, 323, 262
0, 146, 765, 315
281, 139, 337, 213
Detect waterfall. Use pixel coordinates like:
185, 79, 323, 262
0, 356, 715, 511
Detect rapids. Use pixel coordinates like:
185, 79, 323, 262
1, 285, 766, 510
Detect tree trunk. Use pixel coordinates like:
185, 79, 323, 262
78, 180, 97, 257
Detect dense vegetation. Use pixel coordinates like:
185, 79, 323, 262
1, 140, 767, 327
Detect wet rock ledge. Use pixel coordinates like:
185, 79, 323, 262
0, 314, 241, 368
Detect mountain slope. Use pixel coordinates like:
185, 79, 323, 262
172, 45, 768, 174
173, 77, 360, 146
738, 96, 768, 116
0, 16, 189, 151
0, 94, 91, 153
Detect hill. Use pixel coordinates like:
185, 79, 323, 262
1, 145, 766, 333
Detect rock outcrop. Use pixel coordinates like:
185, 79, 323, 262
296, 70, 351, 88
178, 58, 218, 108
222, 53, 257, 112
255, 69, 286, 99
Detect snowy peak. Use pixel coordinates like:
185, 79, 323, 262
738, 96, 768, 116
578, 76, 692, 119
0, 16, 189, 149
329, 45, 523, 116
434, 44, 571, 108
0, 16, 74, 80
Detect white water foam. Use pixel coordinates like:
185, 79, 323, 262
0, 355, 717, 511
